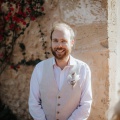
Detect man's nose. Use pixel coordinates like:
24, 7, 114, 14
57, 42, 63, 47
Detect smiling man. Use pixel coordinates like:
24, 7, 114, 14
29, 23, 92, 120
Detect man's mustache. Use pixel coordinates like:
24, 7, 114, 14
55, 48, 65, 50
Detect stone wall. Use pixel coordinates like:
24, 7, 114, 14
0, 0, 108, 120
108, 0, 120, 119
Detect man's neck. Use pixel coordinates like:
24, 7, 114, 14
55, 56, 70, 70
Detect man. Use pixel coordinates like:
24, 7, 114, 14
28, 23, 92, 120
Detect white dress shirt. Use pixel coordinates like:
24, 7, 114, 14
28, 56, 92, 120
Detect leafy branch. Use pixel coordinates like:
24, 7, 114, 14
0, 0, 45, 75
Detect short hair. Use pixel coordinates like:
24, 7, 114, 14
50, 23, 75, 41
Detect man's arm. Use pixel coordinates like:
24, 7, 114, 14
68, 64, 92, 120
28, 64, 46, 120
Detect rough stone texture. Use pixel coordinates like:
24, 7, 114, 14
59, 0, 107, 25
107, 0, 120, 119
108, 0, 117, 108
0, 0, 108, 120
0, 66, 33, 120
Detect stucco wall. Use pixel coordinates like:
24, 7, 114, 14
108, 0, 120, 119
0, 0, 108, 120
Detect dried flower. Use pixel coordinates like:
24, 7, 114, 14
68, 72, 80, 88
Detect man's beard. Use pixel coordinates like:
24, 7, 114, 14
51, 47, 69, 60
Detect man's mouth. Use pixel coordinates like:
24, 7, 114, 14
56, 49, 65, 53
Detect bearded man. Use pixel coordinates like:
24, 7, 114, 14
28, 23, 92, 120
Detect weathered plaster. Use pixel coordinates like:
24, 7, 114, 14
108, 0, 120, 119
108, 0, 117, 107
59, 0, 107, 25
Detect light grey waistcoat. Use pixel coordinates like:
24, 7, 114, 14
40, 58, 81, 120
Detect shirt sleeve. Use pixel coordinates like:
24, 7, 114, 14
28, 63, 46, 120
68, 64, 92, 120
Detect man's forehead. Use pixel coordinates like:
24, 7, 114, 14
52, 28, 71, 38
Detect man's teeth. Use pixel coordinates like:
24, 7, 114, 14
57, 50, 64, 53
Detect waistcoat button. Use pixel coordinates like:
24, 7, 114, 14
58, 103, 60, 106
57, 111, 60, 114
58, 96, 61, 99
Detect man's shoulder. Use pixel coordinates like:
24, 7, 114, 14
73, 57, 86, 65
36, 57, 53, 67
73, 57, 90, 70
44, 57, 53, 62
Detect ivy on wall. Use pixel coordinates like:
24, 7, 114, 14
0, 0, 50, 74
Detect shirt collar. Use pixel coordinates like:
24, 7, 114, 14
52, 55, 76, 66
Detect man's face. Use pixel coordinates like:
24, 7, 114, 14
51, 27, 74, 60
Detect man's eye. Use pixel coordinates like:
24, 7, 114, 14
62, 40, 67, 43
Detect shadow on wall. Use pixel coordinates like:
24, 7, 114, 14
0, 99, 17, 120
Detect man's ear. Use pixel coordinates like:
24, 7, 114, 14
71, 40, 74, 47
